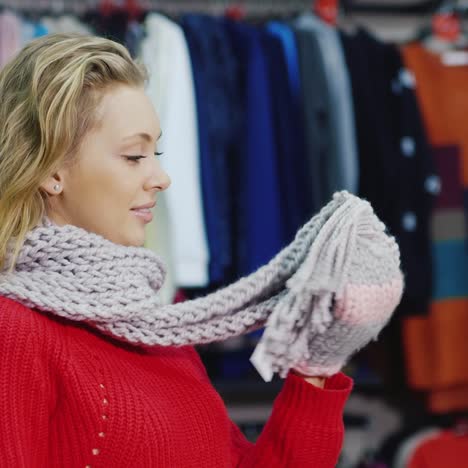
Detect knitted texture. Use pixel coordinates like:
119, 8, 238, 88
0, 191, 404, 380
0, 296, 353, 467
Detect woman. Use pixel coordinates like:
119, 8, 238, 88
0, 33, 368, 467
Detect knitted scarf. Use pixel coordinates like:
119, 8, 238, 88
0, 191, 403, 380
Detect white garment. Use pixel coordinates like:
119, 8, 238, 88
144, 194, 176, 305
140, 13, 209, 288
41, 14, 92, 35
56, 15, 93, 35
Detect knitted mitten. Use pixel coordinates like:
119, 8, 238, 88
290, 260, 403, 378
250, 192, 404, 381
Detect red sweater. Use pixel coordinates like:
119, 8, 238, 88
0, 295, 352, 467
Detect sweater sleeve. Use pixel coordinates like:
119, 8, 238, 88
186, 345, 353, 468
231, 371, 353, 468
0, 302, 54, 467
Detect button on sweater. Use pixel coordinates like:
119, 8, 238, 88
0, 295, 352, 467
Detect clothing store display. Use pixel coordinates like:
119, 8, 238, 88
402, 43, 468, 413
141, 12, 210, 288
0, 191, 403, 382
0, 295, 353, 467
3, 4, 468, 464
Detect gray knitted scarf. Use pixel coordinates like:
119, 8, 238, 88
0, 191, 403, 380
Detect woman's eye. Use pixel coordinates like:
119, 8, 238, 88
124, 155, 146, 162
124, 152, 163, 162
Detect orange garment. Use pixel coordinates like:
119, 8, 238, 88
402, 43, 468, 413
403, 45, 468, 186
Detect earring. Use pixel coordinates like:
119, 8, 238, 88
53, 184, 61, 192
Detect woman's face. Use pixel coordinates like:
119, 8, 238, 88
42, 85, 170, 247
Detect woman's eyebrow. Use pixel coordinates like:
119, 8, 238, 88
122, 130, 163, 143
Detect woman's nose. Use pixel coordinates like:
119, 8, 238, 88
158, 169, 171, 191
145, 160, 171, 192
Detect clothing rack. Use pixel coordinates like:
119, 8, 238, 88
0, 0, 459, 16
0, 0, 312, 16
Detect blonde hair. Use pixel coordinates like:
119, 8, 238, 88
0, 33, 149, 272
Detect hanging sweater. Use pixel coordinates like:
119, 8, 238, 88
140, 13, 210, 289
0, 295, 353, 467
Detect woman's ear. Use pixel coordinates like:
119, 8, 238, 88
40, 174, 63, 196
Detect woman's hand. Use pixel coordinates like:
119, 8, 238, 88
290, 369, 326, 388
303, 376, 326, 388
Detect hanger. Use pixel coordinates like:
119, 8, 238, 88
225, 1, 246, 21
419, 0, 468, 64
125, 0, 143, 21
98, 0, 142, 21
423, 2, 465, 48
432, 2, 461, 42
314, 0, 340, 26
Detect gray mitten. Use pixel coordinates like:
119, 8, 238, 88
250, 192, 404, 381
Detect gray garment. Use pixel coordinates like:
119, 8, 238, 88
294, 26, 333, 213
294, 13, 359, 200
0, 192, 402, 382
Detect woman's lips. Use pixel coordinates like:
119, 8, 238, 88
131, 208, 153, 223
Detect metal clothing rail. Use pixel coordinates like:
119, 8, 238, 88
0, 0, 454, 15
0, 0, 313, 16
